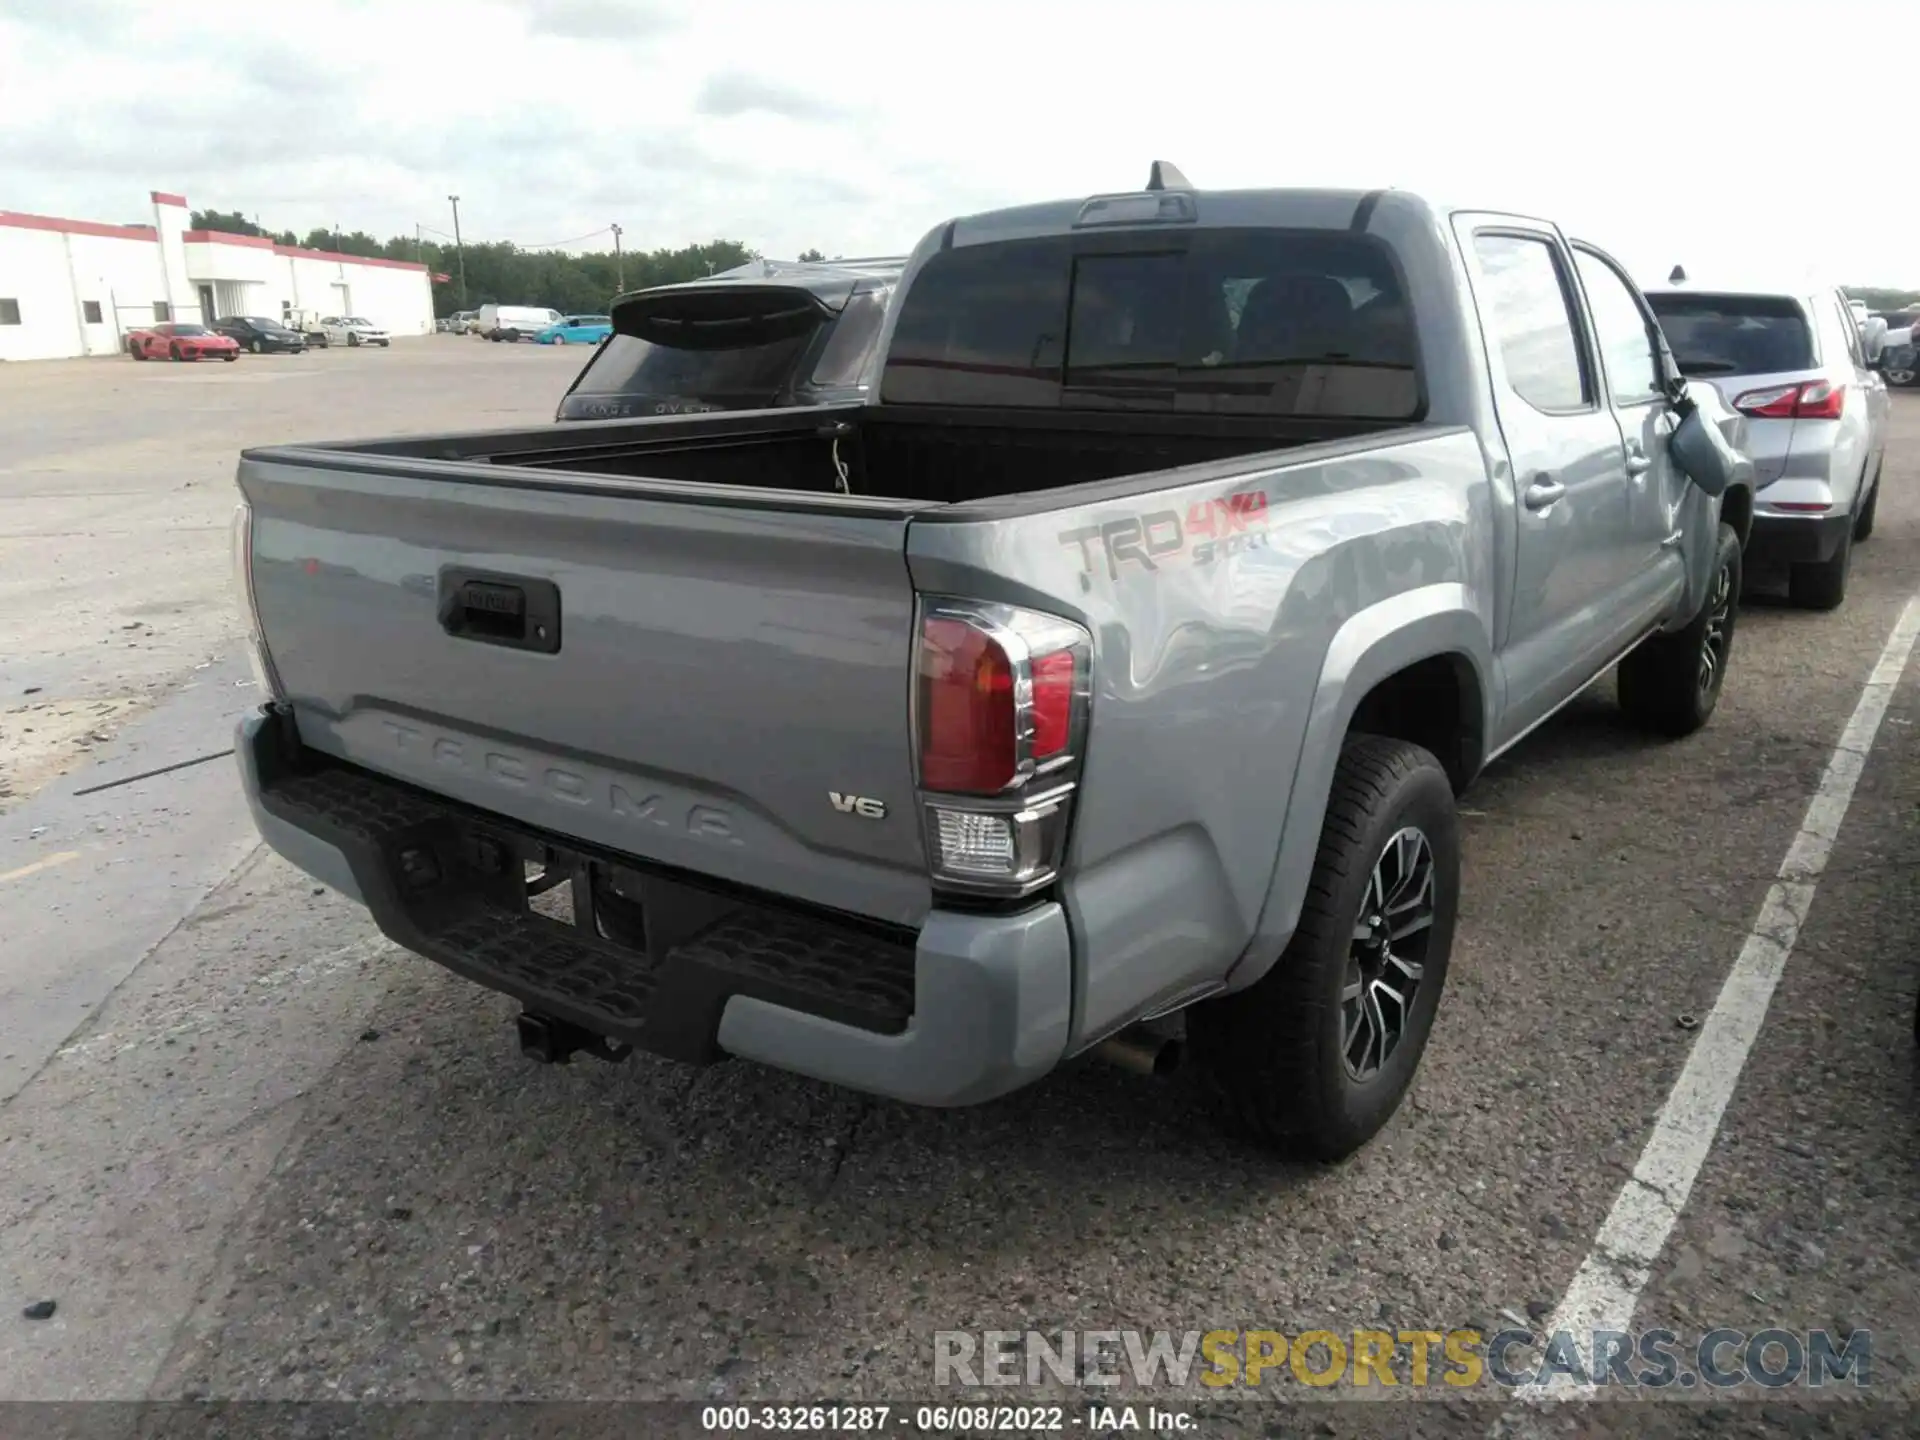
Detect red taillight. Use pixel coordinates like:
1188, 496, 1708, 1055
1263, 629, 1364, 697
914, 599, 1092, 895
1732, 381, 1845, 420
918, 618, 1017, 794
1793, 381, 1844, 419
1030, 649, 1076, 760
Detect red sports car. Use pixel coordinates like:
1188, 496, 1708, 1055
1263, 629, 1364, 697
127, 322, 240, 362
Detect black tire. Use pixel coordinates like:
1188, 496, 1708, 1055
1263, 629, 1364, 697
1853, 469, 1880, 542
129, 339, 146, 360
222, 352, 237, 362
347, 332, 359, 347
1788, 525, 1851, 611
1617, 521, 1741, 737
169, 343, 184, 362
1188, 734, 1458, 1161
249, 338, 262, 353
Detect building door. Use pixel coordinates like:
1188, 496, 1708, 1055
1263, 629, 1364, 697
197, 284, 217, 322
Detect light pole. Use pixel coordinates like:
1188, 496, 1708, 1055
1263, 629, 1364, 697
448, 194, 468, 307
611, 223, 624, 293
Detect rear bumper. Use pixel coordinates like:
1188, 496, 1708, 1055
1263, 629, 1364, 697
1748, 510, 1851, 566
236, 707, 1072, 1106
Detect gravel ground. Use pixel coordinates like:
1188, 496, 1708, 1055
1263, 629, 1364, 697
1, 345, 1916, 1436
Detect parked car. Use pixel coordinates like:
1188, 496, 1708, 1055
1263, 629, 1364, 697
127, 322, 239, 362
230, 170, 1751, 1161
321, 316, 390, 348
555, 257, 906, 421
478, 305, 561, 342
535, 314, 613, 346
212, 316, 307, 354
1870, 309, 1920, 387
1647, 281, 1889, 609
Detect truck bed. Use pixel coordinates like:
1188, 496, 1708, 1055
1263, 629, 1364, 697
268, 404, 1415, 510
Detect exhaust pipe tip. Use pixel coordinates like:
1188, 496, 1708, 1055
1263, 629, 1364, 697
1091, 1030, 1183, 1078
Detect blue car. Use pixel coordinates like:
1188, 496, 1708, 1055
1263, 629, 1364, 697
535, 314, 613, 346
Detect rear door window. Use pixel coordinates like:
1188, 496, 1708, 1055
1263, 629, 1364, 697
880, 228, 1420, 418
1645, 292, 1816, 377
1470, 234, 1591, 413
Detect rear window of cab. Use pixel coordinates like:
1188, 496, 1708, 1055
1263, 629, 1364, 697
879, 228, 1421, 419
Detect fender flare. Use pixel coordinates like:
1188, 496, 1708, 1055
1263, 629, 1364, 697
1225, 582, 1493, 993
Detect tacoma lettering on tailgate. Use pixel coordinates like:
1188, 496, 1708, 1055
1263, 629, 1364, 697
377, 719, 743, 846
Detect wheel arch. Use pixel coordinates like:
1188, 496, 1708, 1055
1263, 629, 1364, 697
1226, 585, 1491, 994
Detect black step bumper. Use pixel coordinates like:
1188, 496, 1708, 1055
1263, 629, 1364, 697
235, 706, 1072, 1104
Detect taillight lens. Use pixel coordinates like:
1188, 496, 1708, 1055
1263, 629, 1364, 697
914, 599, 1091, 897
1792, 381, 1844, 419
1732, 381, 1845, 420
231, 501, 285, 700
918, 618, 1018, 794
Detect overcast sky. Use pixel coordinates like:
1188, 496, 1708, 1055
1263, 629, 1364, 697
3, 0, 1917, 288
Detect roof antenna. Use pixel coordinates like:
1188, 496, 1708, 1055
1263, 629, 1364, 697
1668, 264, 1688, 284
1146, 160, 1191, 192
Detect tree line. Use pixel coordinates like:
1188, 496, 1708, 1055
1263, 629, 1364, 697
189, 208, 811, 317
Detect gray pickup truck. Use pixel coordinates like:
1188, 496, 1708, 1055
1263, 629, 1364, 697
230, 168, 1752, 1159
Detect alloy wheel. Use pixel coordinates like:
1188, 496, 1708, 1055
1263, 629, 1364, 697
1697, 557, 1734, 696
1342, 826, 1436, 1081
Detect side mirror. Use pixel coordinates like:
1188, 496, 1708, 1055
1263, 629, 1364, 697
1667, 379, 1752, 500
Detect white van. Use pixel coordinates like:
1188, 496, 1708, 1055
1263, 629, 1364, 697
478, 305, 561, 342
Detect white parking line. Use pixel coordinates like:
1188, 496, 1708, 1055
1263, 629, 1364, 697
1526, 590, 1920, 1402
0, 850, 81, 884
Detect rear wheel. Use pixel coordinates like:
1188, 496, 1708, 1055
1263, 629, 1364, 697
1885, 363, 1917, 388
250, 338, 262, 353
1189, 734, 1458, 1161
552, 333, 567, 345
1788, 525, 1852, 611
347, 332, 359, 347
129, 339, 146, 360
1617, 521, 1741, 736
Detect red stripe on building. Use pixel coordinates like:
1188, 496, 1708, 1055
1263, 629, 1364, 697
182, 229, 276, 248
0, 210, 158, 242
269, 243, 428, 273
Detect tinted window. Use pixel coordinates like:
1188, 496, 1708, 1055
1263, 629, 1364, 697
1472, 234, 1589, 412
169, 324, 209, 336
1574, 250, 1662, 405
880, 229, 1419, 417
809, 290, 889, 389
882, 240, 1069, 407
1645, 292, 1815, 377
566, 329, 815, 406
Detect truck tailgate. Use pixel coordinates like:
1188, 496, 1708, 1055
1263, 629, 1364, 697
240, 455, 934, 927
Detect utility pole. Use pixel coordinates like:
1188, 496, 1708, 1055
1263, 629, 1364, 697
448, 194, 468, 307
611, 223, 624, 293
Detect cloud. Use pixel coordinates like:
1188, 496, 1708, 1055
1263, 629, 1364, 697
514, 0, 678, 41
693, 72, 848, 123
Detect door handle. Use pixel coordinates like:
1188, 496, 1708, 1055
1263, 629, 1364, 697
1523, 476, 1566, 511
1625, 450, 1652, 476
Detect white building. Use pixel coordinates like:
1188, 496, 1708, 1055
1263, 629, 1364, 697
0, 190, 437, 362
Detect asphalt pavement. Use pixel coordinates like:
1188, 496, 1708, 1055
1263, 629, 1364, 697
1, 343, 1916, 1437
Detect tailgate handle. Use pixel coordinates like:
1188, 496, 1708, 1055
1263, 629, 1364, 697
438, 568, 561, 654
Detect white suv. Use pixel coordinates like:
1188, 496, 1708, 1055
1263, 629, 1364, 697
321, 316, 390, 348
